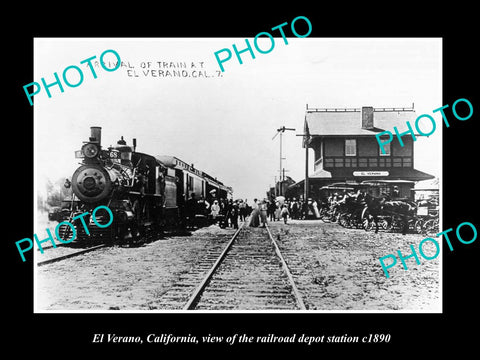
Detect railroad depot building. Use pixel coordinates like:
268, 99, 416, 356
287, 105, 435, 200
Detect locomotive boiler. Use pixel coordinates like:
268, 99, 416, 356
58, 126, 232, 245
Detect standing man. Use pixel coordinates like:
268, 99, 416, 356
224, 199, 233, 228
230, 200, 239, 229
197, 196, 210, 216
186, 193, 197, 227
291, 198, 299, 219
238, 199, 246, 221
392, 186, 400, 198
268, 200, 276, 221
281, 204, 290, 224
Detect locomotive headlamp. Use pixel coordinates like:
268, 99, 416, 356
82, 143, 99, 158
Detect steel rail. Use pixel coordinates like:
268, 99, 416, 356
265, 224, 306, 310
36, 243, 68, 251
36, 244, 108, 267
183, 223, 245, 310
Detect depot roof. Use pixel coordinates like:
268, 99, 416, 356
289, 166, 434, 189
305, 107, 421, 136
310, 167, 434, 180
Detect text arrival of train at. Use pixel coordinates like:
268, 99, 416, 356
57, 126, 232, 244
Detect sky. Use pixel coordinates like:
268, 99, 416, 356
34, 38, 442, 202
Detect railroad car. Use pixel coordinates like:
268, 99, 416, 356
57, 126, 232, 245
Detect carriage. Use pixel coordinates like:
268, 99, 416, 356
412, 188, 439, 236
360, 180, 440, 234
318, 180, 437, 234
318, 183, 369, 227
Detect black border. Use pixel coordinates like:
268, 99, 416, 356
8, 5, 479, 355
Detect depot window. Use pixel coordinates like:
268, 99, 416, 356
345, 139, 356, 156
379, 142, 391, 156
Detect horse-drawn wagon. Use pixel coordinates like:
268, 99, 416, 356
412, 188, 439, 236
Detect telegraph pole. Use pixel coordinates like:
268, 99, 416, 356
273, 126, 295, 196
296, 122, 310, 201
304, 140, 309, 201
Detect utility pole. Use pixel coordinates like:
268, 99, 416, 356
272, 126, 295, 196
304, 141, 309, 201
296, 123, 311, 201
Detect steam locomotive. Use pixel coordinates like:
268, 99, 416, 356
57, 126, 232, 244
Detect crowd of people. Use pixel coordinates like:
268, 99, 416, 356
184, 193, 245, 229
183, 192, 334, 229
183, 187, 438, 234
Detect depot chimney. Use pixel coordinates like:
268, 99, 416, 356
361, 107, 374, 130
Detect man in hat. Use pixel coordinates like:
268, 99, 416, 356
230, 200, 239, 229
185, 193, 197, 227
392, 186, 400, 198
238, 199, 246, 221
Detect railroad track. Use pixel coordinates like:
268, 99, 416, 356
35, 225, 200, 268
36, 226, 173, 267
178, 222, 306, 310
36, 244, 108, 267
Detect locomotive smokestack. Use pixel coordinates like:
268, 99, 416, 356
90, 126, 102, 145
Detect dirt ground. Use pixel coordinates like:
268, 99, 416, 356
268, 220, 440, 311
35, 224, 237, 311
35, 217, 440, 312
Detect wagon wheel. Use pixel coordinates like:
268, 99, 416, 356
422, 218, 439, 237
322, 214, 332, 223
362, 218, 370, 231
338, 213, 349, 227
363, 217, 376, 231
390, 215, 403, 232
414, 218, 424, 234
358, 216, 367, 229
346, 214, 355, 228
379, 217, 391, 231
360, 207, 370, 231
331, 209, 339, 223
352, 212, 363, 229
320, 208, 331, 223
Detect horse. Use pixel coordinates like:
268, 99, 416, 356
362, 193, 417, 235
382, 200, 417, 235
336, 192, 368, 228
361, 193, 389, 233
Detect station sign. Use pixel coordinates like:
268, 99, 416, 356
353, 171, 389, 177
